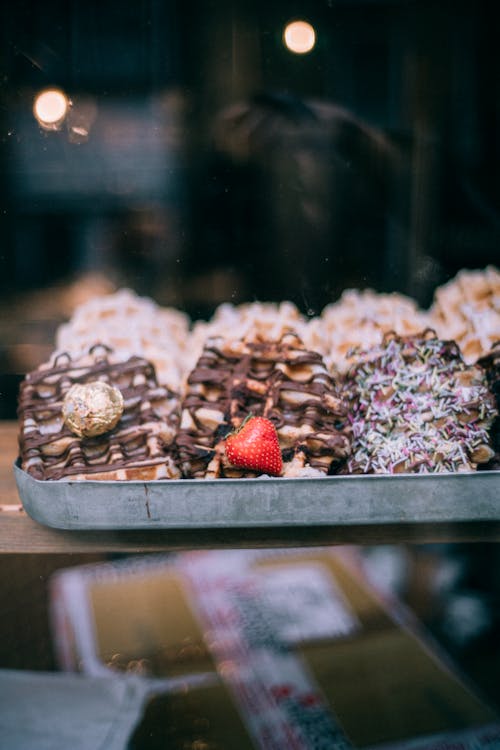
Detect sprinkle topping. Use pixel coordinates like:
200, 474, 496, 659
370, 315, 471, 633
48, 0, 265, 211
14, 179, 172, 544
344, 331, 497, 474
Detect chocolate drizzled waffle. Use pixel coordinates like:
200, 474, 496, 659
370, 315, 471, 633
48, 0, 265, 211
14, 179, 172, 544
343, 330, 497, 474
176, 332, 352, 478
18, 346, 181, 480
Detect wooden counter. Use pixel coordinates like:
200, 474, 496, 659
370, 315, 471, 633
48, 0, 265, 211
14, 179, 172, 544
1, 421, 499, 552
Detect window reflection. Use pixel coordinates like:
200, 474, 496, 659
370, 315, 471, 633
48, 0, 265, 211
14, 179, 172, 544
0, 2, 499, 745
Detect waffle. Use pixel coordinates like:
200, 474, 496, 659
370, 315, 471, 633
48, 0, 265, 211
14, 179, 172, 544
18, 346, 181, 481
176, 332, 352, 478
302, 288, 430, 375
186, 301, 308, 377
55, 288, 191, 393
429, 266, 500, 364
343, 330, 497, 474
478, 342, 500, 469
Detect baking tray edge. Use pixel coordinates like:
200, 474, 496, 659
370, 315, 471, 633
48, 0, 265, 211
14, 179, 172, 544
13, 461, 500, 531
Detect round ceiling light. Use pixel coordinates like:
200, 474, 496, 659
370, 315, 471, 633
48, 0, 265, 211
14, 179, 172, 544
283, 20, 316, 55
33, 88, 69, 130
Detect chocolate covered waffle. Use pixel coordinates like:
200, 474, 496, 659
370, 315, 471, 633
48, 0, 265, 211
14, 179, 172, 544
18, 346, 181, 480
176, 332, 352, 478
343, 330, 497, 474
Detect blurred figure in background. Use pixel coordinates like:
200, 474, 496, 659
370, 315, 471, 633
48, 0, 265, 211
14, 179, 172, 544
187, 91, 410, 315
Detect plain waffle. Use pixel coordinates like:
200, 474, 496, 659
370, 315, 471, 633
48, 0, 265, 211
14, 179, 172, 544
55, 288, 191, 393
176, 331, 352, 478
303, 288, 430, 375
186, 301, 308, 377
429, 266, 500, 364
18, 346, 181, 481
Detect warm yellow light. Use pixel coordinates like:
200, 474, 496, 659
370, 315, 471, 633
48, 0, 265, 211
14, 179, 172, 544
33, 88, 69, 129
283, 20, 316, 54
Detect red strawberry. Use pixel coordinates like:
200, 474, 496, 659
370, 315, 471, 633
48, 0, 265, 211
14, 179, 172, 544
225, 416, 283, 476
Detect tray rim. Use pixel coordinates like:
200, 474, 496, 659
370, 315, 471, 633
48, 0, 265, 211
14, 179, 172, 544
12, 455, 500, 485
13, 460, 500, 531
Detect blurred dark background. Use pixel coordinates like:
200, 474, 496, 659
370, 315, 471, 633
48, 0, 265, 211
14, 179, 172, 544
1, 0, 498, 307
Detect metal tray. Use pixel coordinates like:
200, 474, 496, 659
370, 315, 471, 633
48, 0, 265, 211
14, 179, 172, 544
13, 461, 500, 531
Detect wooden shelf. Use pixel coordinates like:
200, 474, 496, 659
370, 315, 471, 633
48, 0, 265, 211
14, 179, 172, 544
2, 422, 499, 553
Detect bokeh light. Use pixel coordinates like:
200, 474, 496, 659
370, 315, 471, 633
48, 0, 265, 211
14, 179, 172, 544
33, 88, 69, 130
283, 20, 316, 55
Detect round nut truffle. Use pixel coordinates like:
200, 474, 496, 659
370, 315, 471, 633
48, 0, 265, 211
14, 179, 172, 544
62, 381, 124, 438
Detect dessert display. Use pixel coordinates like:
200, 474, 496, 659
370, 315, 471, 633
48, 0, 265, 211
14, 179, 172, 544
342, 330, 497, 474
18, 346, 181, 481
176, 332, 352, 478
429, 265, 500, 364
16, 265, 500, 483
